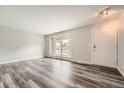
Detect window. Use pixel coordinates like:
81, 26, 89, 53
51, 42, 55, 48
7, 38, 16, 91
62, 39, 69, 56
55, 39, 61, 56
54, 37, 70, 58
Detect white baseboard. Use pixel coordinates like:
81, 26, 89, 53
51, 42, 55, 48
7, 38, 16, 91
69, 59, 92, 65
0, 56, 44, 65
117, 67, 124, 77
45, 56, 92, 65
45, 56, 118, 68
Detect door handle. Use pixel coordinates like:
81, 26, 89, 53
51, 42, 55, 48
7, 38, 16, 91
93, 45, 96, 48
93, 45, 96, 51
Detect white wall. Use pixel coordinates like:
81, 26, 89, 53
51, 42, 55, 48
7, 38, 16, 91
0, 26, 45, 64
45, 26, 92, 64
118, 11, 124, 76
71, 27, 92, 63
45, 19, 119, 67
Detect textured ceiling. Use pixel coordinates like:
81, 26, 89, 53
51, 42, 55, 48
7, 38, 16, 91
0, 5, 105, 34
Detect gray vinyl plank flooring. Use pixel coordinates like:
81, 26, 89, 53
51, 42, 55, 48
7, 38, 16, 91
0, 58, 124, 88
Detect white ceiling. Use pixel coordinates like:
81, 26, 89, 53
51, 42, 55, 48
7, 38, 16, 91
0, 5, 105, 35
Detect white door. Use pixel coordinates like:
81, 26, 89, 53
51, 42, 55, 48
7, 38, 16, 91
92, 20, 117, 67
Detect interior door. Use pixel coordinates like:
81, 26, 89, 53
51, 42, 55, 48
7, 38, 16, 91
92, 20, 117, 67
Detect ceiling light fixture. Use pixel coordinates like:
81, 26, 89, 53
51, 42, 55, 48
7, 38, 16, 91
98, 7, 110, 16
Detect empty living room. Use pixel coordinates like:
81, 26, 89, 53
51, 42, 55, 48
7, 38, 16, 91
1, 4, 124, 89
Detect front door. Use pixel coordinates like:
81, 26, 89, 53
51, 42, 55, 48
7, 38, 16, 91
92, 20, 117, 67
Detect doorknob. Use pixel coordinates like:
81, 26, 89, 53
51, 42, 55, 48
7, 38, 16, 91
93, 45, 96, 48
93, 45, 96, 51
